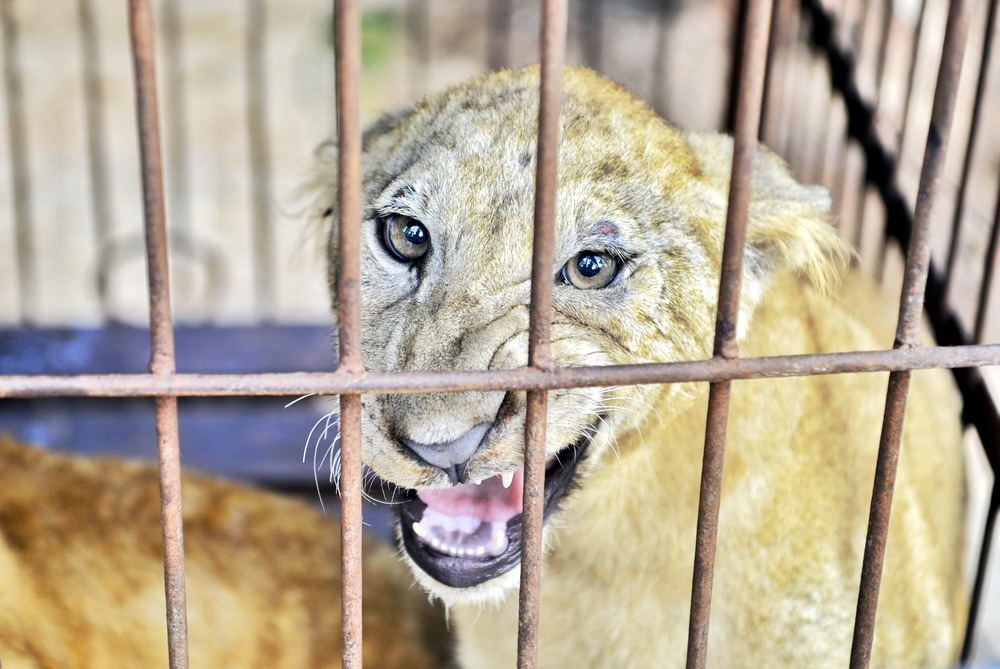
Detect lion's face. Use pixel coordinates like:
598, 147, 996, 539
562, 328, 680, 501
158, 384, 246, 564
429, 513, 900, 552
315, 67, 841, 604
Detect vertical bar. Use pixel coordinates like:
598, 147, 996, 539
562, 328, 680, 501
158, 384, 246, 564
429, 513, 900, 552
685, 1, 773, 667
246, 0, 275, 319
757, 0, 784, 141
783, 7, 810, 171
578, 0, 602, 71
486, 0, 512, 71
78, 0, 115, 319
127, 1, 189, 668
725, 0, 750, 134
334, 0, 364, 666
849, 0, 971, 666
406, 0, 430, 99
774, 0, 800, 155
650, 0, 671, 115
0, 0, 37, 324
160, 0, 189, 234
518, 1, 567, 666
895, 0, 927, 151
943, 0, 996, 295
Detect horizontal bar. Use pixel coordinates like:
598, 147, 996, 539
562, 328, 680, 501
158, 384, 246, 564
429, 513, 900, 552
1, 344, 997, 398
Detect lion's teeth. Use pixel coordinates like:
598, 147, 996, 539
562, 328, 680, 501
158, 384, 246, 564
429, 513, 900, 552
501, 471, 514, 488
411, 521, 427, 539
488, 525, 508, 554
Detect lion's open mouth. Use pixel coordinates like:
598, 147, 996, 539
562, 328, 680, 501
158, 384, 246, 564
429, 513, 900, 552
396, 430, 591, 588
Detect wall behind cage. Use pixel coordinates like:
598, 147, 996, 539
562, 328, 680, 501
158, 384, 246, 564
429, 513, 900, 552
0, 0, 739, 327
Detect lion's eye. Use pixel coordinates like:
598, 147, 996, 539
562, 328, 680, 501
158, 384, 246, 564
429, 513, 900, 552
562, 251, 620, 289
381, 215, 430, 261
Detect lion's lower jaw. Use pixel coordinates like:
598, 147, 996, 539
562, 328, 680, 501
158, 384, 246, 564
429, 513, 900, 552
408, 559, 522, 608
398, 521, 560, 608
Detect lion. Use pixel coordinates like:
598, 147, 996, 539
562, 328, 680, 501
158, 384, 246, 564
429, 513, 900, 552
0, 437, 449, 668
308, 66, 967, 668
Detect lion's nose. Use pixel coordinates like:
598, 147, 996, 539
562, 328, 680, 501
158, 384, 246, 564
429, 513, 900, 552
398, 422, 491, 473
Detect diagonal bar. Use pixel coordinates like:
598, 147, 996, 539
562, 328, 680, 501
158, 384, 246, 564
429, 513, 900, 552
127, 1, 189, 667
849, 0, 972, 666
517, 1, 567, 667
685, 0, 773, 667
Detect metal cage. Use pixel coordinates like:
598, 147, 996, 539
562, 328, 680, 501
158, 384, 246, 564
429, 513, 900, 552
1, 0, 998, 667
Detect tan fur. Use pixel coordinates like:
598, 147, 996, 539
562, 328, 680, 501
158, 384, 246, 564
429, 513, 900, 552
312, 67, 966, 667
0, 437, 449, 668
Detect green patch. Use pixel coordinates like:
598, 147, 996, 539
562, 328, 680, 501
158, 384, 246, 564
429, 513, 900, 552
327, 9, 402, 70
362, 9, 402, 68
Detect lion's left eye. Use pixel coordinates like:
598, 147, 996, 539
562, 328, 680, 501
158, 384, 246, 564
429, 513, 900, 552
381, 214, 430, 261
561, 252, 620, 289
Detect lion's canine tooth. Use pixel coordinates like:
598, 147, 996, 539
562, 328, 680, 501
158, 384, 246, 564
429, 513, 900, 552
411, 521, 427, 539
501, 471, 514, 488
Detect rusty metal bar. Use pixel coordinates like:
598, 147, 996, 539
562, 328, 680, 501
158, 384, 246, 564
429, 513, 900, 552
943, 0, 996, 297
685, 1, 773, 667
974, 175, 1000, 343
77, 0, 115, 307
0, 0, 37, 324
338, 391, 363, 668
849, 0, 971, 666
1, 344, 999, 399
246, 0, 276, 319
334, 0, 364, 665
127, 1, 189, 667
518, 1, 567, 666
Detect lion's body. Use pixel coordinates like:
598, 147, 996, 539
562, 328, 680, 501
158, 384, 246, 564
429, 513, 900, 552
309, 66, 968, 668
453, 273, 966, 668
0, 438, 448, 669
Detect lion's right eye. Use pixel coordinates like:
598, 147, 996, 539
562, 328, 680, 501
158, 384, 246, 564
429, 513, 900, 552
381, 215, 430, 261
561, 251, 620, 289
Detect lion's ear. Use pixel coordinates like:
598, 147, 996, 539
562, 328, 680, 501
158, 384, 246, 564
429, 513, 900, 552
300, 103, 417, 229
684, 133, 852, 327
743, 147, 851, 297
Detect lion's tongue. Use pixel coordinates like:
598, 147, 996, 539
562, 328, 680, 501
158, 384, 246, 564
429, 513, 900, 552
413, 469, 524, 558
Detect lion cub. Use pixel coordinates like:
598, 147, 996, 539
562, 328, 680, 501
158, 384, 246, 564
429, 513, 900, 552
310, 66, 967, 668
0, 437, 448, 668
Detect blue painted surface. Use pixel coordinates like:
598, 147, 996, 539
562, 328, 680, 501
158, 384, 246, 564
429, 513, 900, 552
0, 325, 340, 487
